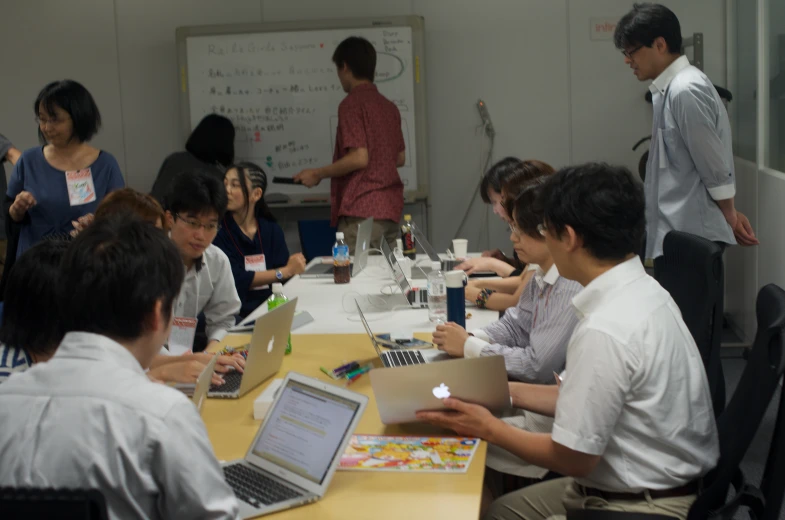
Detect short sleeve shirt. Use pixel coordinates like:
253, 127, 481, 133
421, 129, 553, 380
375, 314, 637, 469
7, 147, 125, 255
331, 84, 405, 226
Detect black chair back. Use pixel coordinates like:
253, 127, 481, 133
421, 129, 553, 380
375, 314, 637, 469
654, 231, 725, 416
0, 487, 108, 520
687, 284, 785, 519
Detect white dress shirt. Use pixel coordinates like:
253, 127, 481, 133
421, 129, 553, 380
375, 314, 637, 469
645, 55, 736, 258
552, 257, 719, 492
0, 332, 240, 519
465, 264, 582, 383
174, 244, 241, 343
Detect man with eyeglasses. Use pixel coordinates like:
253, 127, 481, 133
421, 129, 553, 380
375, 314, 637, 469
614, 3, 757, 263
163, 171, 240, 354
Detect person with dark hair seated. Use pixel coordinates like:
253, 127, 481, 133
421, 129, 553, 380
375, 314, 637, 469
0, 215, 239, 519
70, 187, 244, 384
420, 163, 718, 520
0, 240, 69, 384
150, 113, 235, 204
164, 171, 240, 353
462, 159, 557, 313
5, 80, 125, 256
613, 3, 756, 258
214, 162, 306, 318
294, 36, 406, 252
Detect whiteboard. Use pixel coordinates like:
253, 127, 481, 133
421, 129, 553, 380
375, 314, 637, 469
176, 17, 428, 202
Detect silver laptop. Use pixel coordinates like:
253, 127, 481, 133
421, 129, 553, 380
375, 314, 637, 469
191, 354, 218, 412
301, 217, 373, 278
410, 220, 488, 279
370, 356, 510, 424
355, 300, 448, 366
208, 298, 298, 399
222, 372, 368, 518
383, 246, 429, 308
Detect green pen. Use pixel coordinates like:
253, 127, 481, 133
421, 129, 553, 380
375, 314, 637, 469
320, 366, 337, 379
344, 364, 372, 379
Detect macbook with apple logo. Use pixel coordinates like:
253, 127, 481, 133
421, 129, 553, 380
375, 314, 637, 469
369, 356, 510, 424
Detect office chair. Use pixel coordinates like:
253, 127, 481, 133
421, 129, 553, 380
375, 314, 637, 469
567, 284, 785, 520
654, 231, 725, 417
297, 219, 337, 263
0, 487, 109, 520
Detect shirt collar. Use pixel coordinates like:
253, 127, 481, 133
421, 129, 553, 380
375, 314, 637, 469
534, 264, 560, 290
53, 332, 146, 375
572, 256, 647, 319
349, 83, 378, 96
649, 55, 690, 96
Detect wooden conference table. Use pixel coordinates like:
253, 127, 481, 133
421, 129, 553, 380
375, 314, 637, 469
203, 333, 488, 520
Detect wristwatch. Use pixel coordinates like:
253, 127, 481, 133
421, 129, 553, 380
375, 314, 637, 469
275, 269, 284, 281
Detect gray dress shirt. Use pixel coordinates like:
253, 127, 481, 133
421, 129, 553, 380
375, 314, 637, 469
645, 55, 736, 259
465, 265, 583, 383
0, 332, 240, 520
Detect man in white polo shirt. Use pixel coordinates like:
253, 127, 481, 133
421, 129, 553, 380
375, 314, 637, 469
418, 163, 718, 520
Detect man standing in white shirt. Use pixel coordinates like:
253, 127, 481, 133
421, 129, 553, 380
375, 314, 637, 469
614, 2, 757, 260
0, 216, 239, 519
164, 171, 241, 353
418, 163, 719, 520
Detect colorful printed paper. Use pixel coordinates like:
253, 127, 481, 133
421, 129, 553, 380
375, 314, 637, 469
339, 435, 479, 473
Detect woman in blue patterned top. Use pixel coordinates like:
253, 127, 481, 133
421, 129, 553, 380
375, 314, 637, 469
6, 80, 124, 256
0, 240, 68, 384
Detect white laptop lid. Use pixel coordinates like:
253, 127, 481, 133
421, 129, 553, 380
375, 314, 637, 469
370, 356, 510, 424
410, 220, 440, 262
388, 251, 414, 295
354, 300, 384, 359
242, 372, 368, 497
352, 217, 374, 276
237, 297, 298, 397
192, 354, 218, 412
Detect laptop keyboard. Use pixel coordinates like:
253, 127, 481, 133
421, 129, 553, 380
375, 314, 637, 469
224, 463, 302, 507
382, 350, 426, 367
210, 370, 242, 393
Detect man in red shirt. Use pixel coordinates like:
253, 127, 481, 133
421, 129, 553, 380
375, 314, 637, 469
294, 37, 406, 253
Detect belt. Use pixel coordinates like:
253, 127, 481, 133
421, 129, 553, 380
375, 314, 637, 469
582, 480, 700, 501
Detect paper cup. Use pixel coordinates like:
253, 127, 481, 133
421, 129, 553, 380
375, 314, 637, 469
452, 239, 469, 259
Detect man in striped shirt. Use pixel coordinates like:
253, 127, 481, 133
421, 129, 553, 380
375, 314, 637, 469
433, 182, 582, 384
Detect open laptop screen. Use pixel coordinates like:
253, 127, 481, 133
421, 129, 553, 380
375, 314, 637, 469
252, 379, 361, 484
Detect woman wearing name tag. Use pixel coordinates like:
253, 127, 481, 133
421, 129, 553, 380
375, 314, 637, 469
214, 162, 306, 318
5, 80, 124, 257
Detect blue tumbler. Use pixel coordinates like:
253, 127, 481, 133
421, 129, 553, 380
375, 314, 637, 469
445, 270, 468, 328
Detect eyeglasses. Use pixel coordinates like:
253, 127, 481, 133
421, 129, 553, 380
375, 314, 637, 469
622, 45, 644, 60
508, 222, 521, 236
537, 223, 547, 237
175, 214, 221, 233
35, 116, 69, 127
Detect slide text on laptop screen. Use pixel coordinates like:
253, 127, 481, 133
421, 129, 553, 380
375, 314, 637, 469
253, 380, 360, 483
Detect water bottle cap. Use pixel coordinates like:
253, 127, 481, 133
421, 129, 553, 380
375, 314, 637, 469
431, 261, 441, 271
272, 283, 283, 294
336, 232, 345, 239
404, 214, 412, 221
445, 270, 468, 288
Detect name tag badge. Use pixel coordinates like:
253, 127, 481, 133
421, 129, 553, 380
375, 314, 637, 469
65, 168, 97, 206
245, 254, 269, 291
168, 317, 198, 355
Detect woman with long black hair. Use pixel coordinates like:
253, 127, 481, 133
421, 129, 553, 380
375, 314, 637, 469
213, 162, 305, 318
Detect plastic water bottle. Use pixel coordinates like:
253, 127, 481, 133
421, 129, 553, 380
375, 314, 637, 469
427, 261, 447, 323
333, 232, 351, 284
268, 283, 292, 355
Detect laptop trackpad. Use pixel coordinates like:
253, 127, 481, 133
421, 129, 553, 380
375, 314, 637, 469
423, 350, 451, 363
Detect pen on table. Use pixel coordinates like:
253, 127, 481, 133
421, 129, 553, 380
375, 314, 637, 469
333, 361, 359, 374
333, 364, 360, 378
344, 364, 373, 379
320, 367, 338, 380
345, 372, 364, 387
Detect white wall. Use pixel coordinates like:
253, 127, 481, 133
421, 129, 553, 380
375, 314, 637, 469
0, 0, 729, 253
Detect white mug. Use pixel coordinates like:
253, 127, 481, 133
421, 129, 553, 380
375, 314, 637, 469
452, 238, 469, 259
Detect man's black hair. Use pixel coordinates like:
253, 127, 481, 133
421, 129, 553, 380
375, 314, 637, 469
614, 3, 682, 54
